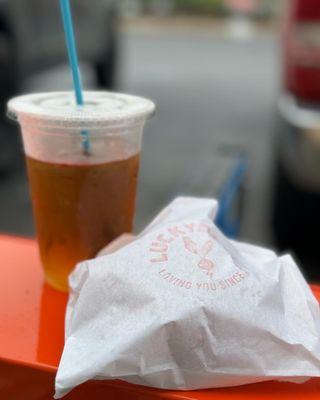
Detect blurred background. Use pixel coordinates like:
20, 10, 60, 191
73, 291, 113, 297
1, 0, 320, 280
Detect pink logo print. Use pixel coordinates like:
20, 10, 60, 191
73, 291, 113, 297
183, 236, 214, 278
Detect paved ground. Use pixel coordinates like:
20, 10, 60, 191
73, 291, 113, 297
0, 23, 278, 246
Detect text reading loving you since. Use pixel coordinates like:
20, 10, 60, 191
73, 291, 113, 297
148, 222, 248, 292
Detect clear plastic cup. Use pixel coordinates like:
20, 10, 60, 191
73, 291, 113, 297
8, 91, 155, 292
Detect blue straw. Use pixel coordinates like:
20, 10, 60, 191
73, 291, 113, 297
59, 0, 90, 154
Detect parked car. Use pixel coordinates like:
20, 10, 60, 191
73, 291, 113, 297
282, 0, 320, 103
272, 0, 320, 281
0, 0, 119, 171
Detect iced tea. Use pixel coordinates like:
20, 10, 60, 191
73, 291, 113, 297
26, 154, 140, 291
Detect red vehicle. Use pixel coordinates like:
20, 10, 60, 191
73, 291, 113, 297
273, 0, 320, 281
282, 0, 320, 102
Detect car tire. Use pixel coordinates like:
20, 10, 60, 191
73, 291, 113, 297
94, 30, 118, 90
0, 32, 16, 109
0, 31, 23, 174
271, 157, 320, 281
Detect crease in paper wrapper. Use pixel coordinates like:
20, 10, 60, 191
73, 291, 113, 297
55, 197, 320, 398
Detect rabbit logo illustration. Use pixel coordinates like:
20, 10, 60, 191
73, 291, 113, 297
183, 236, 214, 278
149, 223, 248, 291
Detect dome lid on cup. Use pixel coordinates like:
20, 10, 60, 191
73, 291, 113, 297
8, 91, 155, 129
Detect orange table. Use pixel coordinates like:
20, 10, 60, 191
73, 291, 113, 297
1, 235, 320, 399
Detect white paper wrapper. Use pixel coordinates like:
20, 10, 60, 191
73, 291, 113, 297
55, 197, 320, 398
